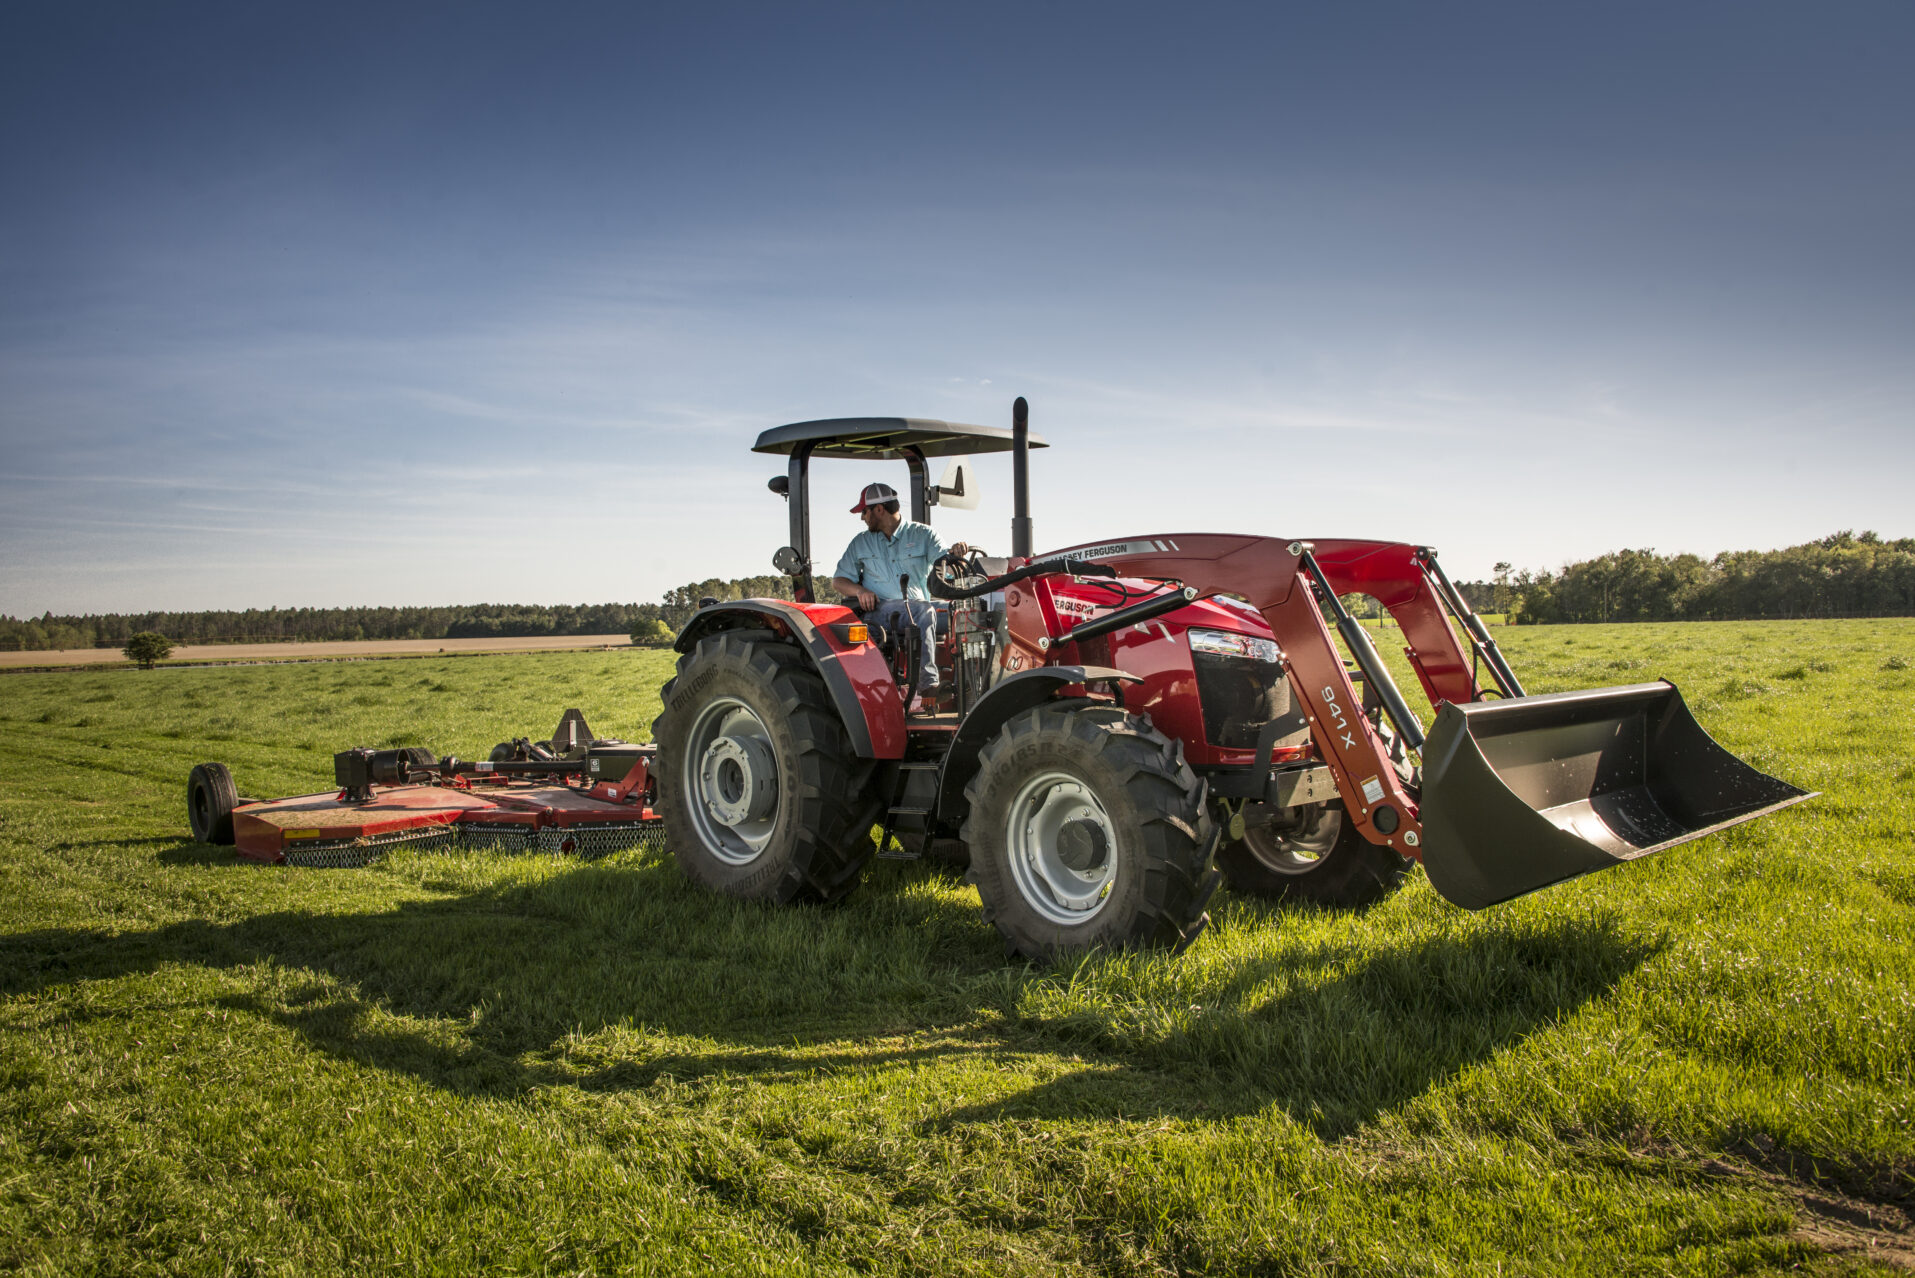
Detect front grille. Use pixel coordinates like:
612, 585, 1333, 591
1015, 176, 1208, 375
1193, 652, 1295, 750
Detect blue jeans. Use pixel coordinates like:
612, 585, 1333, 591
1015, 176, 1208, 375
870, 599, 937, 691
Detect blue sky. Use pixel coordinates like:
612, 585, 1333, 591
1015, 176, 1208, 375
3, 2, 1910, 615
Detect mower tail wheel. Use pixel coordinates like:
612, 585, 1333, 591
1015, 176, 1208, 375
652, 632, 879, 905
188, 762, 239, 845
1216, 801, 1412, 908
962, 704, 1218, 960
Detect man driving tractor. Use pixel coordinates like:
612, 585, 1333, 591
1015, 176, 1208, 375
829, 481, 968, 712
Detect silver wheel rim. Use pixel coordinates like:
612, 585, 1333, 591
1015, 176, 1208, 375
1242, 803, 1341, 875
681, 696, 781, 866
1005, 769, 1119, 926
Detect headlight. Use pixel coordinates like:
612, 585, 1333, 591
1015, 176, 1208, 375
1187, 628, 1280, 663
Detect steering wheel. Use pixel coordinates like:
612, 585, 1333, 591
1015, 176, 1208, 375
928, 548, 987, 600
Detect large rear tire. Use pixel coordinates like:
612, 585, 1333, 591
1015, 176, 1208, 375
1216, 801, 1411, 908
962, 704, 1218, 960
653, 633, 878, 904
187, 762, 238, 845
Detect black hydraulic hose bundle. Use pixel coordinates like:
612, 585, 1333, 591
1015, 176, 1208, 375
926, 554, 1117, 600
1055, 586, 1199, 645
925, 552, 1198, 649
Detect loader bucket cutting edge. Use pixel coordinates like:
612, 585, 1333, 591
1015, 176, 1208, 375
1416, 681, 1814, 910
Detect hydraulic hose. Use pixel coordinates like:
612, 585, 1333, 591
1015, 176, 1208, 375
927, 554, 1116, 601
1054, 586, 1199, 645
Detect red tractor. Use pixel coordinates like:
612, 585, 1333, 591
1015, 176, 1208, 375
653, 400, 1811, 958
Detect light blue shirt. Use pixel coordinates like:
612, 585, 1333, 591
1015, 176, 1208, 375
835, 519, 947, 602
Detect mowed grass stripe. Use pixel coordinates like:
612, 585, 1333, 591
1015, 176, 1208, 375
1, 621, 1911, 1274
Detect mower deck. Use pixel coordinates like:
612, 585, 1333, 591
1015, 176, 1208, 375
192, 710, 668, 868
234, 774, 664, 867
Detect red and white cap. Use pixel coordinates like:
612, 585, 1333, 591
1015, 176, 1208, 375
850, 482, 899, 513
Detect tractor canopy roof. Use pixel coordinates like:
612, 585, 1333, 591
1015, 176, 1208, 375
752, 417, 1049, 460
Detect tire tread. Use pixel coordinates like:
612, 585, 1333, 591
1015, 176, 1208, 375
653, 633, 876, 905
963, 702, 1218, 959
1216, 804, 1412, 908
187, 761, 239, 845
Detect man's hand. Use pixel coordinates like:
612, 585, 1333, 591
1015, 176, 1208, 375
830, 575, 878, 611
949, 542, 970, 558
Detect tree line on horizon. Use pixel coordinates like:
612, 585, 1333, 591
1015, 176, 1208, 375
0, 601, 669, 653
0, 581, 802, 653
1453, 530, 1915, 624
3, 532, 1910, 652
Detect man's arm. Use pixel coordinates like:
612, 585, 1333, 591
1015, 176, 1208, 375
921, 523, 968, 561
831, 539, 876, 611
831, 575, 877, 611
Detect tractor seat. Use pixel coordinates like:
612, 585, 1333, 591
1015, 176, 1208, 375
837, 597, 951, 638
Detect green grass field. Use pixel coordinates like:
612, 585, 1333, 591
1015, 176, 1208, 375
3, 621, 1912, 1275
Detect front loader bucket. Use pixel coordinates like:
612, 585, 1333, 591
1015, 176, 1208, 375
1417, 681, 1813, 909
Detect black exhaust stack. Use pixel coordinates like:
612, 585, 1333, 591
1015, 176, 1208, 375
1011, 396, 1032, 560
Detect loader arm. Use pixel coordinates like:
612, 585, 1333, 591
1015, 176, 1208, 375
1048, 532, 1812, 908
1045, 534, 1463, 856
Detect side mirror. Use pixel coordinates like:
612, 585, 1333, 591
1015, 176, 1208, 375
767, 475, 790, 497
772, 546, 807, 575
932, 459, 980, 511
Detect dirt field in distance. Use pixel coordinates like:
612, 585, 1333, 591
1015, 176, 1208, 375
0, 634, 638, 669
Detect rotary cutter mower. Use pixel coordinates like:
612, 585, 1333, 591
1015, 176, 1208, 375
187, 710, 663, 867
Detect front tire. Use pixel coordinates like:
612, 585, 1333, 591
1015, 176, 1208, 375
653, 633, 877, 904
1216, 801, 1412, 908
963, 704, 1218, 960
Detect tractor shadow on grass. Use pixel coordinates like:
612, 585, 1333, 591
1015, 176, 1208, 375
0, 854, 1013, 1085
929, 909, 1661, 1138
0, 856, 1653, 1133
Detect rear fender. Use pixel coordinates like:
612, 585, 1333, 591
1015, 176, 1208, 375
933, 665, 1141, 826
675, 601, 905, 759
